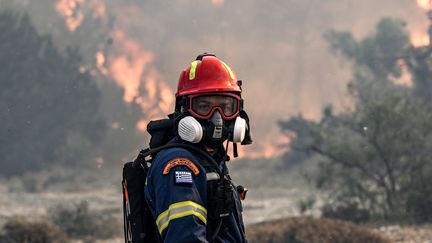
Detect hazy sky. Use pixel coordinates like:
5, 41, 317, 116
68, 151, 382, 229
5, 0, 430, 158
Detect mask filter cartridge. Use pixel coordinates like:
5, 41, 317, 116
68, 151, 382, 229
178, 116, 203, 143
232, 117, 246, 143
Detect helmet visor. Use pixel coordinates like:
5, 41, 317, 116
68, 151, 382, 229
190, 94, 240, 120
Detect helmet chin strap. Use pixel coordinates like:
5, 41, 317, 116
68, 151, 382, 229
224, 140, 238, 159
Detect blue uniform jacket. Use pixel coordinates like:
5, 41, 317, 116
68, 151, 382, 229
145, 146, 248, 243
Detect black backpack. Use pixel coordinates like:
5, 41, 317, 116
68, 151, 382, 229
122, 152, 159, 243
122, 119, 174, 243
122, 119, 228, 243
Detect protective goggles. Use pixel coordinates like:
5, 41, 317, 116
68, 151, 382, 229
188, 93, 241, 120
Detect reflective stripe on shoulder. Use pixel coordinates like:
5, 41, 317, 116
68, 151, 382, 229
206, 172, 220, 181
156, 201, 207, 234
221, 61, 236, 80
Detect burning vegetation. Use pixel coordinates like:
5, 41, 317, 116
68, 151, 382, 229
55, 0, 175, 135
2, 1, 432, 242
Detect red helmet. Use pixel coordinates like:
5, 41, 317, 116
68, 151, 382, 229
176, 53, 241, 97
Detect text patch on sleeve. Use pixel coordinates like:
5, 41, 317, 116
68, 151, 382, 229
163, 158, 200, 175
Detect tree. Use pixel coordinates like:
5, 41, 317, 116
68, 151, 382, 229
96, 80, 146, 166
406, 43, 432, 105
0, 11, 105, 176
278, 114, 317, 167
280, 18, 432, 222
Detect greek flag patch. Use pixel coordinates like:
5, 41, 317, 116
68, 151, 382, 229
174, 171, 193, 184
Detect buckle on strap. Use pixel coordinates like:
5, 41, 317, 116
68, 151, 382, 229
206, 172, 220, 181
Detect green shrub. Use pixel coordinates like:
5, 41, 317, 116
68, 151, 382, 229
49, 201, 121, 242
321, 202, 371, 223
406, 182, 432, 223
0, 217, 68, 243
297, 196, 316, 215
247, 217, 391, 243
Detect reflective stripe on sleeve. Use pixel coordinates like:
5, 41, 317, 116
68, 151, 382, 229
156, 201, 207, 234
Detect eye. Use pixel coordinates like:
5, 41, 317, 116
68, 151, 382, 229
198, 104, 211, 110
221, 103, 233, 113
194, 101, 212, 114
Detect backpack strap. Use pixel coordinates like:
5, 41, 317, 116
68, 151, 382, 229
135, 143, 223, 177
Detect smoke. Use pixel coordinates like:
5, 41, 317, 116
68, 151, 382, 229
10, 0, 431, 158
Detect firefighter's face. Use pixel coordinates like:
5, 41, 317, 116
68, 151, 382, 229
189, 93, 240, 120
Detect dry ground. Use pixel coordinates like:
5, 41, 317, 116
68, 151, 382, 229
1, 160, 432, 242
377, 224, 432, 243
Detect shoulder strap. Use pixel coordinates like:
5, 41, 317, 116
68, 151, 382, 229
134, 143, 223, 177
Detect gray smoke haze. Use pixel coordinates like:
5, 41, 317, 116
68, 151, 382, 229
2, 0, 428, 158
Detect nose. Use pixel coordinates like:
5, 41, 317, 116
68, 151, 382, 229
210, 110, 223, 139
211, 110, 223, 124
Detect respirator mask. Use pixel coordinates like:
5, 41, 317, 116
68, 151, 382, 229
176, 93, 249, 147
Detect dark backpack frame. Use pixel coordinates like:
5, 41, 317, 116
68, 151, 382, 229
122, 143, 224, 243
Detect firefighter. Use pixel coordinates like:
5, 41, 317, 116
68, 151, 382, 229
144, 53, 252, 242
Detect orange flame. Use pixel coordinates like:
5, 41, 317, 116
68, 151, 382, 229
108, 30, 174, 132
56, 0, 85, 31
109, 30, 154, 103
95, 51, 108, 75
417, 0, 432, 10
111, 122, 120, 129
57, 1, 294, 159
237, 135, 290, 159
136, 119, 149, 133
56, 0, 106, 31
211, 0, 224, 7
392, 59, 413, 87
56, 0, 175, 133
412, 0, 431, 47
411, 32, 430, 47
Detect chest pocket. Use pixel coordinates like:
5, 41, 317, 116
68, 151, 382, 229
192, 153, 233, 217
191, 152, 237, 241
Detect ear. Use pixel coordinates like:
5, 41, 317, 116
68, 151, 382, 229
239, 110, 253, 145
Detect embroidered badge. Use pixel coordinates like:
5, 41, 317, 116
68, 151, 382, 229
174, 171, 193, 184
163, 158, 200, 175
